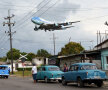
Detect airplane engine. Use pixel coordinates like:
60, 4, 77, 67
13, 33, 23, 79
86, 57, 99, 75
34, 26, 38, 31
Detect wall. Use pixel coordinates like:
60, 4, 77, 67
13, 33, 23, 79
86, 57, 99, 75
101, 49, 108, 70
60, 56, 81, 71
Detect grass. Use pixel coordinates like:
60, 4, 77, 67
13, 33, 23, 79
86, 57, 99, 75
11, 71, 32, 77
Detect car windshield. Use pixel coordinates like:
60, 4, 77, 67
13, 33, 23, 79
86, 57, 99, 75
0, 67, 8, 70
48, 67, 60, 71
81, 65, 97, 70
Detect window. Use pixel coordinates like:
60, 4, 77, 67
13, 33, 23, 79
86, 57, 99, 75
106, 57, 108, 64
42, 67, 46, 71
74, 66, 79, 71
39, 67, 42, 71
69, 66, 74, 71
48, 67, 60, 71
80, 65, 97, 70
0, 67, 7, 70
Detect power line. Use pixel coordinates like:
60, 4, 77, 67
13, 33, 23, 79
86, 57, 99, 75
12, 0, 53, 31
13, 0, 59, 32
0, 34, 8, 44
0, 39, 9, 48
39, 0, 59, 17
12, 0, 47, 30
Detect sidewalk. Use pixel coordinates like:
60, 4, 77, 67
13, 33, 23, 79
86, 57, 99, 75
104, 81, 108, 87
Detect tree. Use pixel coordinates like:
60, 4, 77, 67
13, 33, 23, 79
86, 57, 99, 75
59, 42, 84, 55
7, 48, 20, 60
26, 53, 36, 61
37, 49, 51, 57
0, 57, 7, 62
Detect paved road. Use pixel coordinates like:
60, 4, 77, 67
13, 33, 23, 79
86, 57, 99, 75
0, 77, 108, 90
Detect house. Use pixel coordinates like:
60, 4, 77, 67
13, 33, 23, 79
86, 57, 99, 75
57, 54, 82, 70
32, 57, 48, 66
48, 55, 58, 65
58, 39, 108, 71
57, 50, 101, 71
94, 39, 108, 70
5, 60, 33, 72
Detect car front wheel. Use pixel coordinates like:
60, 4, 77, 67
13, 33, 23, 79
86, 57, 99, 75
77, 78, 84, 87
45, 77, 49, 83
96, 81, 103, 87
62, 78, 67, 86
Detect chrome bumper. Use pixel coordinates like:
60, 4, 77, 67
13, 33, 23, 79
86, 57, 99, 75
50, 77, 62, 80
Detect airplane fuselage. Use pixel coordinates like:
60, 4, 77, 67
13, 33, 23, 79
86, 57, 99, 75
31, 17, 80, 31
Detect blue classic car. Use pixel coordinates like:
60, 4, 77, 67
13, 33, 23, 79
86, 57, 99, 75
0, 65, 9, 78
62, 63, 107, 87
36, 65, 63, 83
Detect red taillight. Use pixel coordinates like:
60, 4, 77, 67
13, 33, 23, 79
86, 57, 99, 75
86, 72, 88, 75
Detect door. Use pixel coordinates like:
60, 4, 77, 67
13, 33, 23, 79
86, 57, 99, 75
72, 65, 79, 81
40, 67, 46, 80
68, 65, 75, 81
65, 65, 74, 81
37, 67, 42, 80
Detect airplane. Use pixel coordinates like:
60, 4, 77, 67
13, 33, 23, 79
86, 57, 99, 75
31, 17, 80, 32
105, 21, 108, 26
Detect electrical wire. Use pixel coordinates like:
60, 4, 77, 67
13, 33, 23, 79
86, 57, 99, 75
0, 38, 9, 48
0, 34, 8, 43
13, 0, 60, 32
12, 0, 53, 31
12, 0, 47, 30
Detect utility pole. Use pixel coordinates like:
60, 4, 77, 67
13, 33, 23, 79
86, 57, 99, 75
69, 37, 71, 43
3, 10, 15, 74
50, 33, 58, 56
53, 33, 56, 56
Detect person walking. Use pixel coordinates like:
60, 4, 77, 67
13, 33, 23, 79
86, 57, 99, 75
32, 64, 37, 83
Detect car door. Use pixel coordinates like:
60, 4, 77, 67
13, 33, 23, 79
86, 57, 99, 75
67, 65, 75, 81
40, 67, 46, 80
37, 67, 42, 80
72, 65, 79, 81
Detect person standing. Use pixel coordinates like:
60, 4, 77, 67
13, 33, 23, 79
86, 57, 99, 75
63, 63, 68, 72
32, 64, 37, 83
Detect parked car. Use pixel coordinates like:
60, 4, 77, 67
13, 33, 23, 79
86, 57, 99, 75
36, 65, 64, 83
62, 63, 107, 87
0, 65, 10, 78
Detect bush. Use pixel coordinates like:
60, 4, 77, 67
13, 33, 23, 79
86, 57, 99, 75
17, 68, 32, 71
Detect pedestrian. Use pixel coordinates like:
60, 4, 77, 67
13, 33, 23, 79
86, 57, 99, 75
32, 63, 37, 83
8, 67, 10, 74
63, 63, 68, 72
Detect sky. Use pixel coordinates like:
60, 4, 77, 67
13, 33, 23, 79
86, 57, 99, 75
0, 0, 108, 57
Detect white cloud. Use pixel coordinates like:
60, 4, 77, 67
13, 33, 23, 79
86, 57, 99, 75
1, 0, 108, 56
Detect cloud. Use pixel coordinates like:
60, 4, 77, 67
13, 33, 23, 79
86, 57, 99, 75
1, 0, 108, 56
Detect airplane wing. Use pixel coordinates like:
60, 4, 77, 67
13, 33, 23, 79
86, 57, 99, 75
58, 21, 80, 26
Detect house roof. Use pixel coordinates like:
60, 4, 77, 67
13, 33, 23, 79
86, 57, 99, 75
95, 39, 108, 47
57, 53, 83, 59
57, 50, 101, 59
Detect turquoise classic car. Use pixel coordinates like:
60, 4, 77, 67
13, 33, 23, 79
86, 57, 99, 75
0, 65, 9, 79
36, 65, 63, 83
62, 63, 107, 87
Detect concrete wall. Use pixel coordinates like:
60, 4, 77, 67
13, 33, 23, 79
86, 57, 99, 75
101, 49, 108, 70
60, 56, 81, 71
